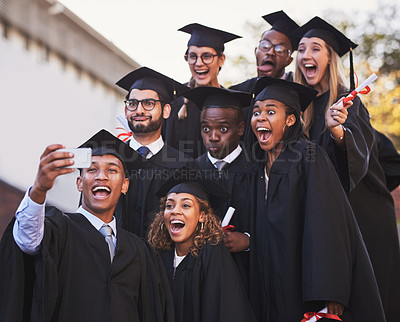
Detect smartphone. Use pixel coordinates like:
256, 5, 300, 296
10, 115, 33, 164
58, 148, 92, 168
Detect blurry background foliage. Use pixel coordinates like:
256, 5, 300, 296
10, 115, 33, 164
227, 0, 400, 149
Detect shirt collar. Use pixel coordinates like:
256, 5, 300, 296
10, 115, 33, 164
76, 206, 117, 236
207, 145, 242, 165
129, 136, 164, 159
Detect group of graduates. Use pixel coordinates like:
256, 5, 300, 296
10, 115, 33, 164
1, 9, 400, 322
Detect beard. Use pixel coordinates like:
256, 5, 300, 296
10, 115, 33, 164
128, 114, 163, 133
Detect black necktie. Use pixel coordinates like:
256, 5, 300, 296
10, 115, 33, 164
138, 146, 150, 158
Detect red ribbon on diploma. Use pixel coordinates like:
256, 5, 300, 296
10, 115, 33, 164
116, 127, 132, 142
342, 73, 372, 104
222, 225, 235, 231
301, 312, 342, 322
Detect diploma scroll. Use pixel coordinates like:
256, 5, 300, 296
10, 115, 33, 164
301, 307, 342, 322
338, 73, 378, 107
222, 207, 235, 231
116, 113, 132, 142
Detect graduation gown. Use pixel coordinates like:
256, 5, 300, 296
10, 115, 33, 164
193, 150, 258, 289
123, 143, 193, 237
250, 139, 385, 322
0, 208, 174, 322
375, 129, 400, 191
163, 95, 206, 159
309, 90, 400, 322
159, 243, 256, 322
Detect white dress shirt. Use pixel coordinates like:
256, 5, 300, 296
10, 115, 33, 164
129, 136, 164, 159
13, 188, 117, 255
207, 145, 242, 168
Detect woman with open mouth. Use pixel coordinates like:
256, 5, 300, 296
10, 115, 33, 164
163, 23, 241, 159
249, 76, 385, 322
148, 169, 256, 322
294, 16, 400, 322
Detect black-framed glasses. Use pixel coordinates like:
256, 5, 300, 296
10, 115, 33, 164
258, 40, 291, 56
185, 52, 219, 65
124, 99, 164, 111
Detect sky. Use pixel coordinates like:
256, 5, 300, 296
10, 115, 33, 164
58, 0, 383, 85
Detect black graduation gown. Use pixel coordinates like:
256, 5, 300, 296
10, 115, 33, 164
163, 95, 206, 159
159, 243, 256, 322
250, 139, 385, 322
123, 144, 193, 237
193, 150, 259, 290
375, 129, 400, 191
309, 90, 400, 322
0, 208, 174, 322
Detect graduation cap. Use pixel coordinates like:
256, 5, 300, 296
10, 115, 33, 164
115, 67, 189, 102
262, 10, 300, 49
293, 16, 358, 89
180, 86, 251, 110
178, 23, 241, 52
79, 129, 141, 175
156, 168, 230, 209
254, 76, 318, 112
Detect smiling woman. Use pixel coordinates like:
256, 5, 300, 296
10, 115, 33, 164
148, 169, 257, 322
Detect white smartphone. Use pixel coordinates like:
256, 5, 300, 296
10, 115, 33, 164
59, 148, 92, 168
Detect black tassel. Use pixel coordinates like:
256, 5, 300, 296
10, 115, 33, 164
349, 47, 355, 91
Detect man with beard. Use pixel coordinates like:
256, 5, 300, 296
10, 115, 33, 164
115, 67, 193, 237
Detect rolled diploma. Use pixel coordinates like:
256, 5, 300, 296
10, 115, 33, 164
353, 73, 378, 94
221, 207, 235, 227
338, 73, 378, 107
306, 307, 328, 322
117, 113, 130, 131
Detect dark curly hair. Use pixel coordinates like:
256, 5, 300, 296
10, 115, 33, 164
148, 195, 224, 257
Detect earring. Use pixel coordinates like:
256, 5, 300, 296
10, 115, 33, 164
283, 124, 287, 132
161, 222, 165, 230
200, 222, 204, 231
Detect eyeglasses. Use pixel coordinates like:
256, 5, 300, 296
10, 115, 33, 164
258, 40, 291, 56
185, 53, 219, 65
124, 99, 164, 111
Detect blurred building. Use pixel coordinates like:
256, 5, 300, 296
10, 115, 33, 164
0, 0, 140, 237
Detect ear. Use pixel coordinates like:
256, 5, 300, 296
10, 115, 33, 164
199, 211, 206, 223
76, 176, 83, 192
163, 103, 171, 119
286, 114, 296, 127
121, 177, 129, 195
218, 53, 226, 68
237, 120, 245, 137
287, 55, 293, 66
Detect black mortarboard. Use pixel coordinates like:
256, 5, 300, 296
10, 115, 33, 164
293, 16, 357, 57
254, 76, 318, 112
293, 16, 358, 90
79, 129, 141, 175
178, 23, 241, 52
156, 168, 230, 209
115, 67, 189, 102
262, 10, 300, 49
180, 86, 251, 110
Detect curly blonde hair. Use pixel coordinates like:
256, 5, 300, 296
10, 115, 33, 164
294, 42, 346, 136
148, 195, 224, 257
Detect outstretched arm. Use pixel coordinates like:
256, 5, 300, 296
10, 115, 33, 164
13, 145, 75, 254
